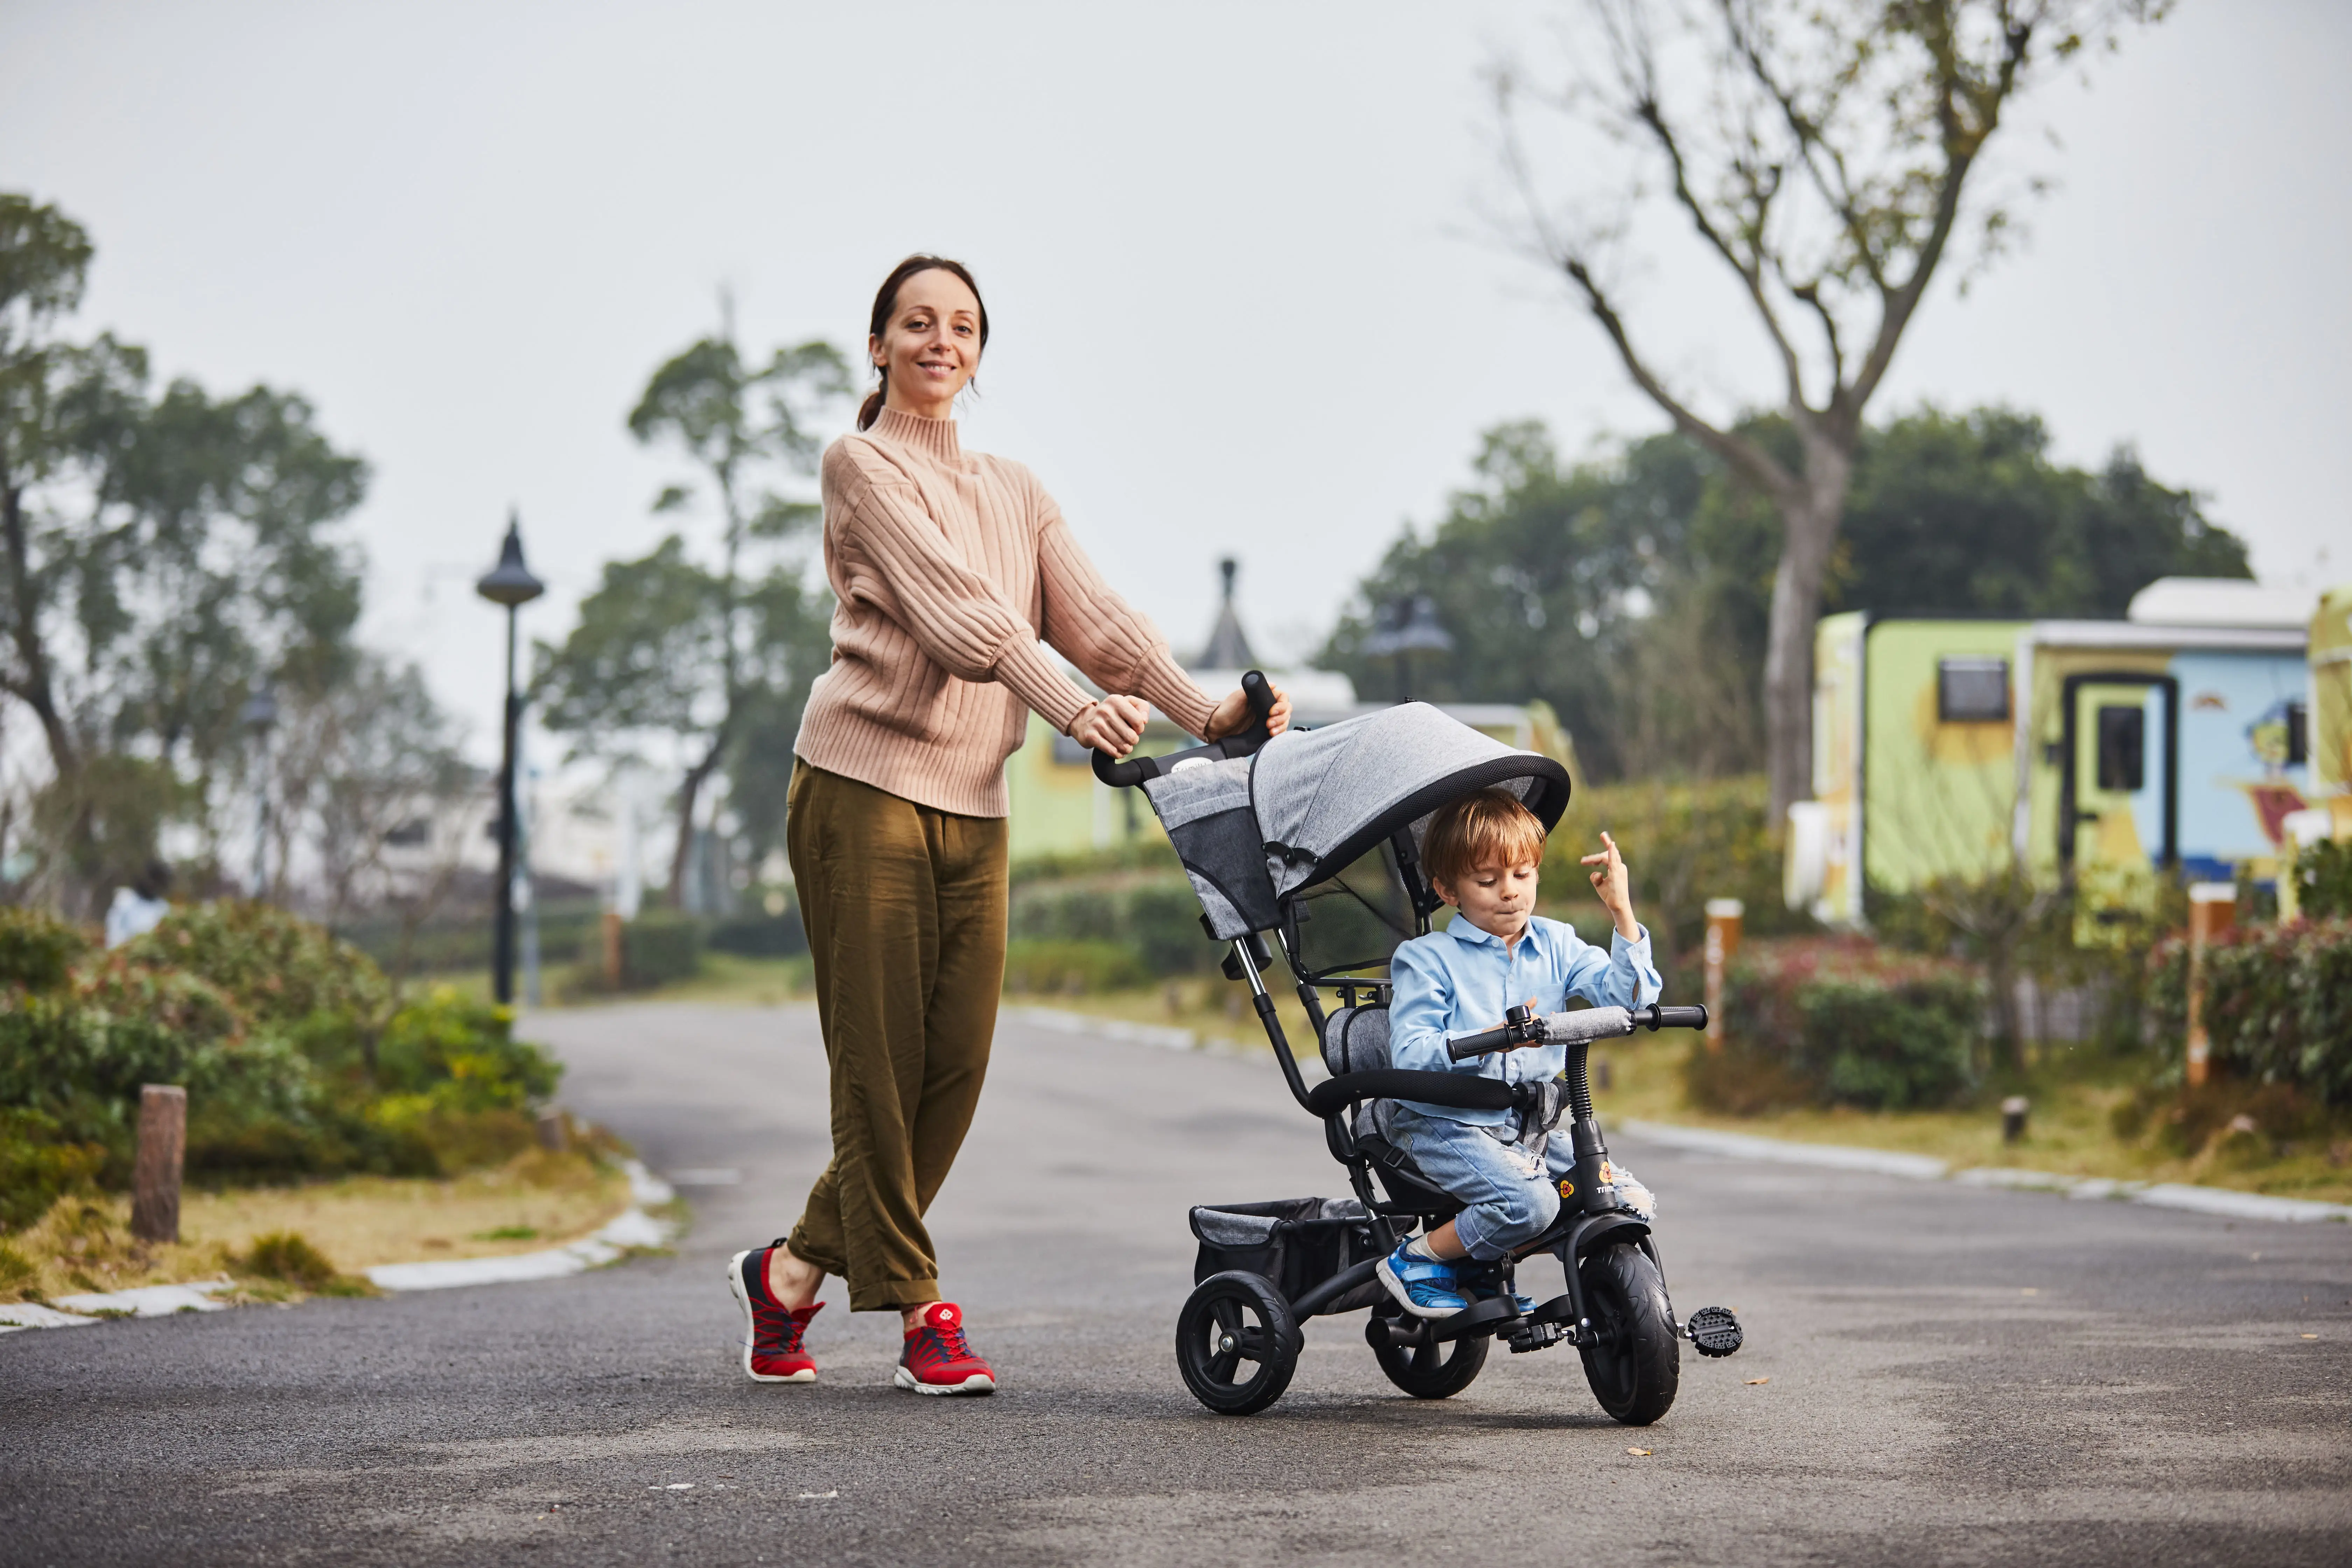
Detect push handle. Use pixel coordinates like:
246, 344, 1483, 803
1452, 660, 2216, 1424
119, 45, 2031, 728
1636, 1004, 1709, 1032
1090, 667, 1278, 788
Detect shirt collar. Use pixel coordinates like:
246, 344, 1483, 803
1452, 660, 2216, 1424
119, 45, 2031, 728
1443, 916, 1541, 954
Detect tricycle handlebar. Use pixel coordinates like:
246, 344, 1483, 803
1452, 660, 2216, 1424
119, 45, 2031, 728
1445, 1002, 1708, 1060
1091, 669, 1276, 788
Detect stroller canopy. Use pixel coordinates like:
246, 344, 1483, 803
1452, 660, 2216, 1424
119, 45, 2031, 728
1251, 702, 1571, 898
1140, 702, 1572, 940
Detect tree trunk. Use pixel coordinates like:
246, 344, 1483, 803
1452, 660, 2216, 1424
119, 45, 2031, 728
667, 732, 728, 912
1759, 432, 1854, 824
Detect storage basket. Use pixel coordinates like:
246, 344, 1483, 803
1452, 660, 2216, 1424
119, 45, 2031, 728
1188, 1197, 1374, 1301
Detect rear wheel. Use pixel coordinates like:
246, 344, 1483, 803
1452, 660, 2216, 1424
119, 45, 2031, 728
1577, 1241, 1679, 1426
1366, 1303, 1488, 1399
1176, 1272, 1298, 1416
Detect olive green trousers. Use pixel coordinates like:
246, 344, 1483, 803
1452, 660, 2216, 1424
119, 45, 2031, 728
784, 761, 1007, 1311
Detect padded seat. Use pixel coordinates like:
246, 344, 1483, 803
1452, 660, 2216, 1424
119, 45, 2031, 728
1320, 1005, 1462, 1219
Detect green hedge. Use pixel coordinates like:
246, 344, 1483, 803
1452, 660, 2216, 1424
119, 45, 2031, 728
1009, 873, 1215, 979
0, 902, 563, 1220
1002, 939, 1150, 995
2148, 917, 2352, 1103
1691, 938, 1984, 1111
706, 907, 808, 959
2293, 840, 2352, 921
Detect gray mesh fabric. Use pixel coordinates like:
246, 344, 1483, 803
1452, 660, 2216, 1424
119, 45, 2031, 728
1318, 1005, 1393, 1076
1139, 755, 1278, 939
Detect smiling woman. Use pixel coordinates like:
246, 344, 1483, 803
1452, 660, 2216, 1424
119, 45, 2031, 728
723, 253, 1293, 1398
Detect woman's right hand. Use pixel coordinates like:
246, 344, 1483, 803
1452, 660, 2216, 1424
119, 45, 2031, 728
1070, 694, 1149, 758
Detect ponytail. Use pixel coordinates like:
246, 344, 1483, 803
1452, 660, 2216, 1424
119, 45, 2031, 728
859, 253, 988, 432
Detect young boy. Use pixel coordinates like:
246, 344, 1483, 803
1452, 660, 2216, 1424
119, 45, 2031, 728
1375, 788, 1662, 1318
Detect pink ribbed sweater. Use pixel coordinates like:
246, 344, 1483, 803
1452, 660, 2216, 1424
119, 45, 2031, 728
792, 406, 1217, 817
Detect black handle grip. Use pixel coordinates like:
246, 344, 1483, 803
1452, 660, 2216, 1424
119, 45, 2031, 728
1090, 667, 1278, 788
1446, 1025, 1517, 1061
1636, 1004, 1709, 1032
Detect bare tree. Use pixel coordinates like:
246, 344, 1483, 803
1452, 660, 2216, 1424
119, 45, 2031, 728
1498, 0, 2164, 818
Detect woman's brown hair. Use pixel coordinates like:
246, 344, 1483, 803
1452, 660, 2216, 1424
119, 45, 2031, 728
859, 254, 989, 430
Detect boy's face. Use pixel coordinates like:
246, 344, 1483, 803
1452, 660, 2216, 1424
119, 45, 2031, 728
1436, 856, 1540, 943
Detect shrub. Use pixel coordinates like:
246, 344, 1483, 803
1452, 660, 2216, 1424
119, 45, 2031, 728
1008, 873, 1218, 979
1002, 939, 1149, 995
707, 908, 807, 959
0, 908, 93, 992
2149, 918, 2352, 1104
2295, 839, 2352, 921
1696, 938, 1983, 1110
0, 1107, 108, 1232
375, 987, 559, 1110
121, 901, 390, 1031
572, 911, 704, 992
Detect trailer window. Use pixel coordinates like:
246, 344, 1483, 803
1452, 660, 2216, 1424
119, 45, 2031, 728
2096, 705, 2146, 792
1938, 658, 2009, 722
2287, 700, 2308, 766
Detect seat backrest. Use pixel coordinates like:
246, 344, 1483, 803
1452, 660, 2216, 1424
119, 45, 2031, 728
1320, 1004, 1392, 1077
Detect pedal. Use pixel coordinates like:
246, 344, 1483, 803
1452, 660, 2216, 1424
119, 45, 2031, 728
1685, 1305, 1743, 1358
1503, 1320, 1563, 1354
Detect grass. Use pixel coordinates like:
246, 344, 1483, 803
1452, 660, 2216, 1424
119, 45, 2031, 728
1, 1147, 634, 1306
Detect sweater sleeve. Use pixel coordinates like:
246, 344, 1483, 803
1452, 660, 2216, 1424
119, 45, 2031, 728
1031, 489, 1219, 740
829, 448, 1094, 734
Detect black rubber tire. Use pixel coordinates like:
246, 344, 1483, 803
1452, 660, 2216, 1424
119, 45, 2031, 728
1175, 1272, 1299, 1416
1577, 1241, 1680, 1426
1366, 1304, 1489, 1399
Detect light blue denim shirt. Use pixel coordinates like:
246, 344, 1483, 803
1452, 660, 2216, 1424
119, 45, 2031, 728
1387, 913, 1662, 1127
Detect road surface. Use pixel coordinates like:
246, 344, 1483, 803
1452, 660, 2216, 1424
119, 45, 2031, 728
4, 1001, 2348, 1566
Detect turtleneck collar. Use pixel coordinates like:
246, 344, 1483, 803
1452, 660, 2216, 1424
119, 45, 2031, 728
867, 404, 963, 466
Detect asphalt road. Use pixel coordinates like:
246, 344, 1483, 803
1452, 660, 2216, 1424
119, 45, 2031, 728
5, 1001, 2349, 1568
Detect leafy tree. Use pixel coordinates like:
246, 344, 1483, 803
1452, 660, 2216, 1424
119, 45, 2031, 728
0, 194, 376, 910
1497, 0, 2168, 818
1322, 407, 2248, 782
538, 308, 847, 906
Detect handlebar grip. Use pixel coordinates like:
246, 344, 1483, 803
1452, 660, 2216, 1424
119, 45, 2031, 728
1090, 747, 1154, 787
1237, 668, 1276, 745
1638, 1004, 1709, 1032
1446, 1025, 1515, 1061
1544, 1006, 1633, 1044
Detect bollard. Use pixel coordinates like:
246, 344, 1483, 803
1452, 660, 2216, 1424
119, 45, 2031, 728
601, 909, 624, 990
131, 1084, 187, 1244
1703, 899, 1744, 1050
2185, 882, 2236, 1089
536, 1105, 569, 1153
2001, 1096, 2030, 1144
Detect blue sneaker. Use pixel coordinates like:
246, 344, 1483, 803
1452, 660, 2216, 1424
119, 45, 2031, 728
1377, 1240, 1470, 1318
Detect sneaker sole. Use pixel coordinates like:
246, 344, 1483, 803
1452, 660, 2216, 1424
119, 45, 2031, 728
891, 1365, 995, 1396
726, 1251, 815, 1384
1376, 1255, 1468, 1320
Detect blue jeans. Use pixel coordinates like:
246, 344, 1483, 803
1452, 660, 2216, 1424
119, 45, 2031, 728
1384, 1104, 1574, 1261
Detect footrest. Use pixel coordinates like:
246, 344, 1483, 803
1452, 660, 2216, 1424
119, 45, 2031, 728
1685, 1304, 1743, 1357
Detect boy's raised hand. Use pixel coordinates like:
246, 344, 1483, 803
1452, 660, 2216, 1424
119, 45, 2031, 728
1581, 831, 1640, 940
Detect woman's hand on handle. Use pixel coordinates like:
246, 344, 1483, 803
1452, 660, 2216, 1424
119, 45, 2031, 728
1070, 694, 1150, 758
1203, 679, 1290, 742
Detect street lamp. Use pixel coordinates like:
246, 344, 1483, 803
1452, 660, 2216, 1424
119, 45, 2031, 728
1363, 594, 1453, 703
476, 510, 545, 1006
240, 680, 278, 898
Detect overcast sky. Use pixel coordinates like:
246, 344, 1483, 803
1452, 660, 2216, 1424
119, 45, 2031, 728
4, 1, 2346, 762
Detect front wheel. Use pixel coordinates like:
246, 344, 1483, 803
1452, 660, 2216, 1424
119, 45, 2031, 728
1366, 1304, 1488, 1399
1577, 1240, 1680, 1426
1176, 1272, 1298, 1416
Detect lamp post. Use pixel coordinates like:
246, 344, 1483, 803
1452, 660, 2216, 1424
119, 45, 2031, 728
1363, 594, 1454, 703
476, 511, 545, 1006
240, 681, 278, 898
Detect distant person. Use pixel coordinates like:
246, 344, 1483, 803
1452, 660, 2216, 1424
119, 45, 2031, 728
105, 859, 172, 949
726, 254, 1289, 1396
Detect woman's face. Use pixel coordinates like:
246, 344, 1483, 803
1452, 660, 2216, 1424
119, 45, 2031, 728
871, 268, 983, 416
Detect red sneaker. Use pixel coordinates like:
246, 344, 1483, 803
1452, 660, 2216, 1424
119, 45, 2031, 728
728, 1247, 821, 1383
892, 1302, 996, 1396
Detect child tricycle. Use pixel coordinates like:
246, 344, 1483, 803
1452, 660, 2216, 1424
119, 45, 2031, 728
1091, 673, 1745, 1422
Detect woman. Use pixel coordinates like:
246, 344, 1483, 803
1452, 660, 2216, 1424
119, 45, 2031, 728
727, 254, 1288, 1395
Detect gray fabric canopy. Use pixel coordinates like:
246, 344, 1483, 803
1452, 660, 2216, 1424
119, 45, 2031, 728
1139, 702, 1571, 939
1248, 703, 1571, 899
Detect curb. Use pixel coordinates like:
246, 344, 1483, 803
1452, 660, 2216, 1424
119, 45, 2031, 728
0, 1160, 680, 1334
1619, 1118, 2352, 1225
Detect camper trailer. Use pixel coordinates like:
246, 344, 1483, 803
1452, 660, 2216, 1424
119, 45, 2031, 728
1787, 580, 2314, 930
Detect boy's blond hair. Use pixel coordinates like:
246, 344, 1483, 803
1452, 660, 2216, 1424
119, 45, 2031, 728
1422, 788, 1548, 891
